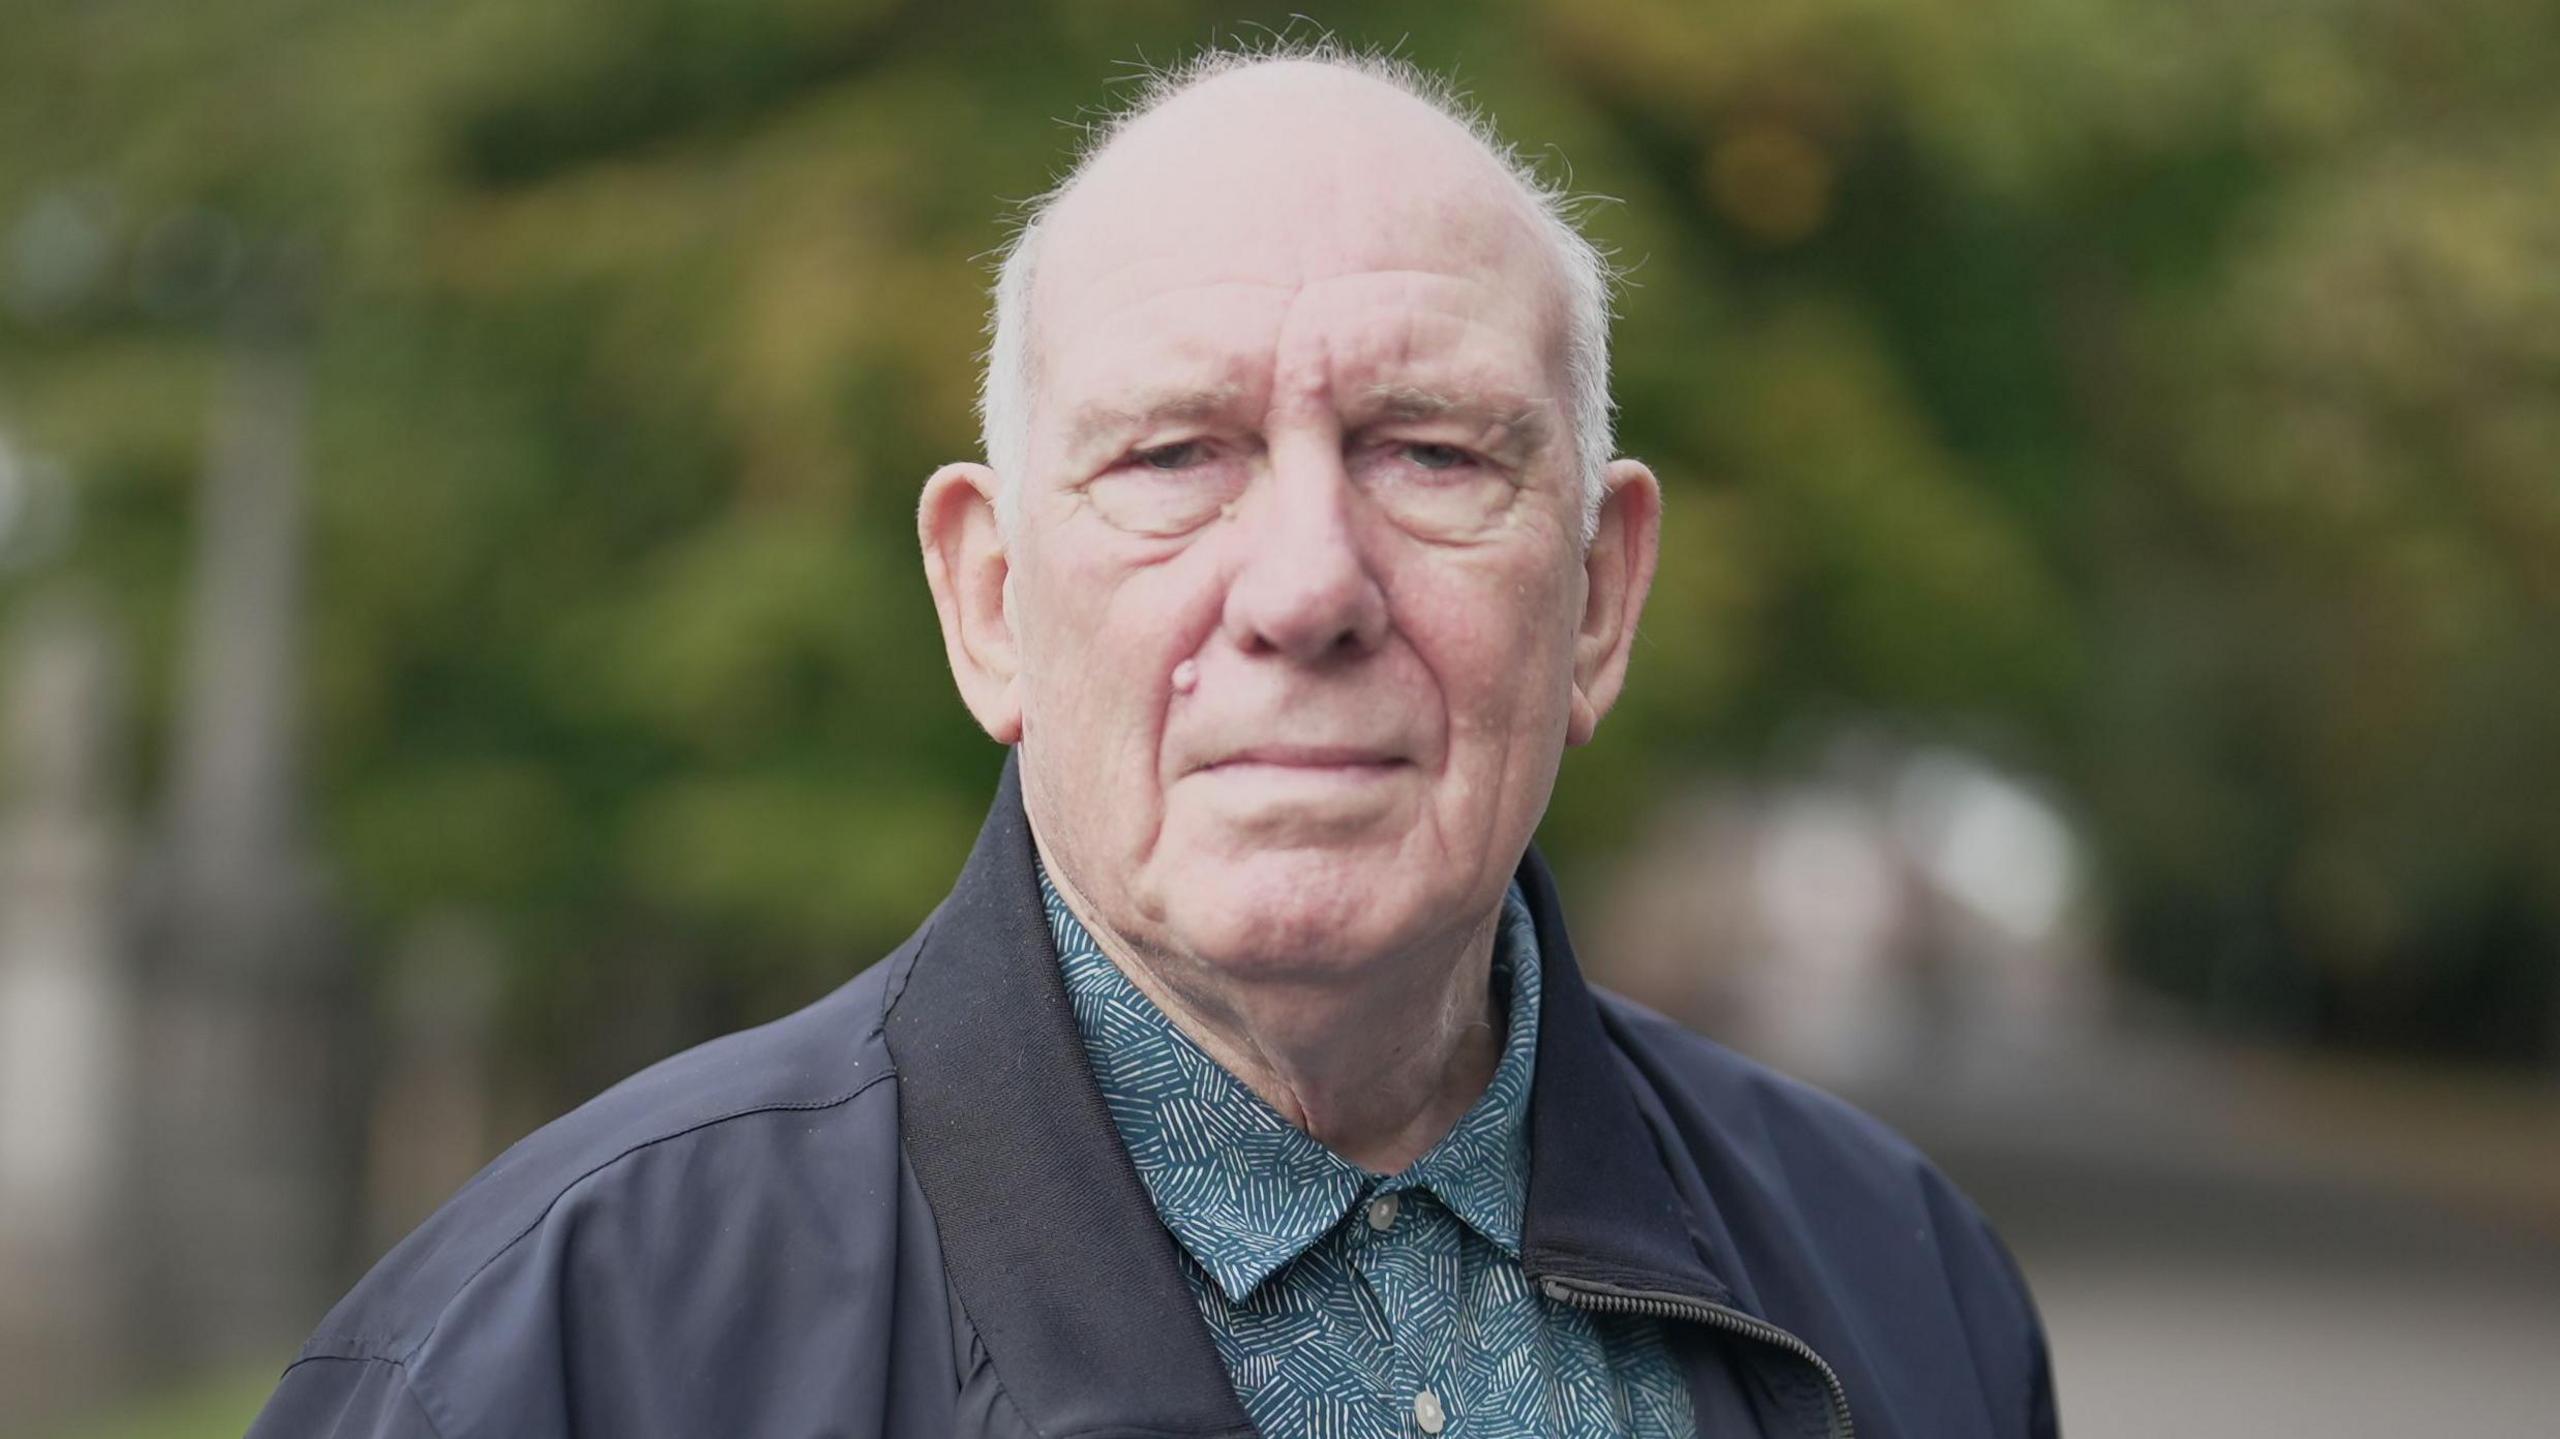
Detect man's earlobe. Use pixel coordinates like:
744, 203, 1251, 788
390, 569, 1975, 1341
1567, 458, 1662, 747
918, 463, 1024, 743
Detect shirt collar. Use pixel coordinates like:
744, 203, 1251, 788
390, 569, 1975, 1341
1045, 870, 1543, 1303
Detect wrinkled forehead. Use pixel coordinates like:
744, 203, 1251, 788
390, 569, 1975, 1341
1028, 67, 1569, 389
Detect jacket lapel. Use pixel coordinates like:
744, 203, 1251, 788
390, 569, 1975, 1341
1515, 850, 1846, 1439
884, 754, 1258, 1438
1513, 845, 1738, 1304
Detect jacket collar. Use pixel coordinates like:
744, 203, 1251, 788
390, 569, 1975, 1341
1511, 829, 1738, 1307
884, 755, 1730, 1438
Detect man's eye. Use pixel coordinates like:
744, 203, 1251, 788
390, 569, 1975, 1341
1402, 442, 1474, 471
1136, 441, 1207, 471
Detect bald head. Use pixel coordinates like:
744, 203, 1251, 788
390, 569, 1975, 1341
979, 48, 1618, 537
1037, 62, 1557, 325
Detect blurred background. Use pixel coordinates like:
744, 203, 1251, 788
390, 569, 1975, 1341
3, 1, 2556, 1434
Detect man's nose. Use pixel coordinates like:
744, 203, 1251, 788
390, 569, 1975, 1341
1219, 437, 1390, 663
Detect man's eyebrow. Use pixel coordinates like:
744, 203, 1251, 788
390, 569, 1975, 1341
1066, 385, 1247, 454
1356, 385, 1557, 451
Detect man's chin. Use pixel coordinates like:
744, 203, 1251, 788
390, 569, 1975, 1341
1154, 851, 1425, 977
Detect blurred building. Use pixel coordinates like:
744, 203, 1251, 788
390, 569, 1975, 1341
1590, 735, 2104, 1089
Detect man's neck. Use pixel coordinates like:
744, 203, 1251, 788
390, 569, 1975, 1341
1039, 853, 1505, 1175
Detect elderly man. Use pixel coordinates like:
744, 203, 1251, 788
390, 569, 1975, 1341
250, 49, 2055, 1439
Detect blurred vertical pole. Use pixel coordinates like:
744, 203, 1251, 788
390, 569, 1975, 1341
0, 596, 130, 1423
364, 915, 501, 1262
126, 275, 359, 1378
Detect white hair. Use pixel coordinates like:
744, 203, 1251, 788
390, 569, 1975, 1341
977, 42, 1622, 542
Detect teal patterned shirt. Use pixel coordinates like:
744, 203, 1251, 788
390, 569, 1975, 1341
1044, 871, 1696, 1438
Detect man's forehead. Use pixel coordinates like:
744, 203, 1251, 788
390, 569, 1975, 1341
1056, 364, 1560, 455
1040, 273, 1560, 452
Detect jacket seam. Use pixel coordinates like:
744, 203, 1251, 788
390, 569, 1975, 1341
273, 1353, 450, 1439
876, 915, 937, 1033
372, 1068, 901, 1368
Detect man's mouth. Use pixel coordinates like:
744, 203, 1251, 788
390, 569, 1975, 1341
1203, 744, 1408, 773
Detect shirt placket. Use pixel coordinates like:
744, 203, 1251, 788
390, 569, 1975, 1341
1348, 1181, 1465, 1436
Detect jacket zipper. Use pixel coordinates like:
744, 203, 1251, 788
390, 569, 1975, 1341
1537, 1274, 1856, 1439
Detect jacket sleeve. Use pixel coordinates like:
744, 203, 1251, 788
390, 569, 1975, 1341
2012, 1241, 2061, 1439
1939, 1172, 2063, 1439
2027, 1318, 2060, 1439
1987, 1219, 2061, 1439
246, 1356, 446, 1439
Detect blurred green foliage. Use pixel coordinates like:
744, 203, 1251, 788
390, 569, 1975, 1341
2, 0, 2554, 1082
37, 1368, 272, 1439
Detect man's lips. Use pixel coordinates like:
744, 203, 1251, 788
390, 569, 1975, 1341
1199, 744, 1409, 772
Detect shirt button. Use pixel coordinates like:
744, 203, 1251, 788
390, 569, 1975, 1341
1367, 1193, 1401, 1231
1413, 1387, 1445, 1435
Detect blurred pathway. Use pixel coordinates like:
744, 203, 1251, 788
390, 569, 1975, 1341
1840, 1028, 2560, 1438
2027, 1254, 2560, 1437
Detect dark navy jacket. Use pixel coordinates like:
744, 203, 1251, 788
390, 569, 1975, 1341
249, 760, 2059, 1438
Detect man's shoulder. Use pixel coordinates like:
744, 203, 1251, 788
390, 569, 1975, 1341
1583, 983, 2030, 1286
1587, 986, 2058, 1435
1586, 985, 2046, 1366
296, 938, 924, 1366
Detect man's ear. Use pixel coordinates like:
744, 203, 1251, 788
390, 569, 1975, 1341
918, 462, 1024, 743
1567, 458, 1662, 746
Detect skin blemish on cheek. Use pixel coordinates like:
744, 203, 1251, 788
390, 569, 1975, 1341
1171, 658, 1200, 694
